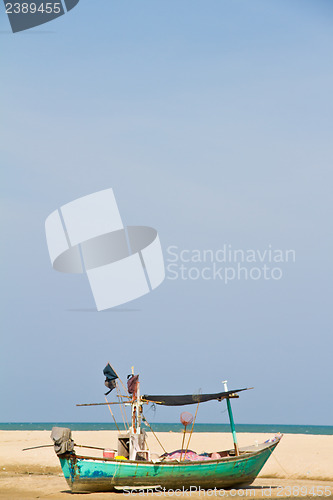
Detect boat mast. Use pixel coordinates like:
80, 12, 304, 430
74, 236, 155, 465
130, 366, 142, 435
136, 372, 142, 433
222, 380, 240, 456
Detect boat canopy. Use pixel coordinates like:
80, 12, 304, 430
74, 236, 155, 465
142, 388, 249, 406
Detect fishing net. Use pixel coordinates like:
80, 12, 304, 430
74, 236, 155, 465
180, 411, 194, 426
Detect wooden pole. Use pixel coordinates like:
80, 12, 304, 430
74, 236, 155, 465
75, 444, 106, 451
108, 360, 129, 396
76, 402, 129, 406
223, 380, 239, 456
179, 426, 187, 461
23, 444, 54, 451
23, 443, 106, 452
116, 382, 129, 430
184, 400, 200, 458
105, 396, 120, 431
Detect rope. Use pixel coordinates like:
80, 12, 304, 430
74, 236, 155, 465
268, 441, 290, 477
104, 396, 120, 431
117, 376, 130, 397
142, 416, 167, 454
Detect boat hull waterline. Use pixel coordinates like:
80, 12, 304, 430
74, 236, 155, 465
59, 438, 280, 493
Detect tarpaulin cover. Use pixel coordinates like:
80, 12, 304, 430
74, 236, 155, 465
142, 388, 248, 406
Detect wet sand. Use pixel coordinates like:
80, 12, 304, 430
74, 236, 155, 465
0, 431, 332, 499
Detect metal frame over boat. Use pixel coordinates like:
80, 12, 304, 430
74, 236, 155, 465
51, 366, 282, 493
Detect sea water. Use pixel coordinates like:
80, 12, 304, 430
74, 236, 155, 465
0, 423, 332, 434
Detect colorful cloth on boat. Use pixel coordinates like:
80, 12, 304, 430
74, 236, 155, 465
164, 451, 211, 461
264, 433, 282, 443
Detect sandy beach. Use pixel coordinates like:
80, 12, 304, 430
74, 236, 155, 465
0, 431, 332, 499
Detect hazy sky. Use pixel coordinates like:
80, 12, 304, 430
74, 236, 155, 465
1, 0, 332, 426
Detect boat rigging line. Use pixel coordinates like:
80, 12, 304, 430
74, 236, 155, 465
104, 396, 121, 431
141, 415, 167, 454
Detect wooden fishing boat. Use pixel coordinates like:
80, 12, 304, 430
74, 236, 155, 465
51, 366, 282, 493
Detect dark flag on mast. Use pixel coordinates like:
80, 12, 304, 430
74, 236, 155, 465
103, 364, 118, 395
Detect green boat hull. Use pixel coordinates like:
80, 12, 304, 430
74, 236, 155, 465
59, 439, 280, 493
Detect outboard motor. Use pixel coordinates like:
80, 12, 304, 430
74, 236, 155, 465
51, 427, 74, 456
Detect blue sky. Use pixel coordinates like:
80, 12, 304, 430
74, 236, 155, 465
1, 0, 332, 425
